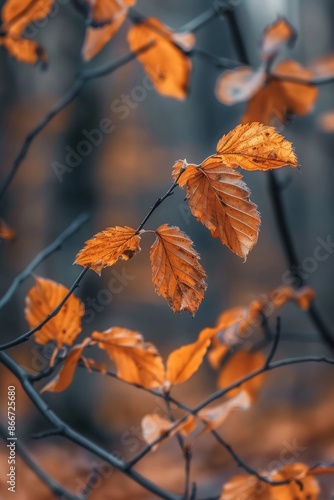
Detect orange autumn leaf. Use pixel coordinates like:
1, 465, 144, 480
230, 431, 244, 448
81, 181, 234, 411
198, 391, 250, 432
215, 66, 266, 105
165, 327, 216, 390
173, 157, 261, 260
150, 224, 207, 315
92, 327, 164, 388
74, 225, 141, 275
221, 462, 321, 500
215, 123, 298, 171
25, 276, 84, 348
0, 219, 15, 240
242, 61, 318, 126
82, 0, 135, 60
141, 414, 195, 450
260, 18, 297, 60
127, 17, 191, 99
0, 0, 53, 64
40, 338, 92, 393
217, 351, 266, 402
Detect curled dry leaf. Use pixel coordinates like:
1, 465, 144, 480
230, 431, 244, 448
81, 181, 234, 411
127, 17, 191, 99
173, 157, 261, 261
242, 61, 318, 126
40, 338, 92, 393
198, 391, 250, 432
260, 17, 297, 60
165, 327, 216, 390
141, 414, 195, 451
150, 224, 207, 315
217, 351, 266, 402
0, 219, 15, 240
74, 225, 141, 275
215, 123, 298, 171
82, 0, 135, 60
1, 0, 53, 63
92, 327, 164, 388
25, 276, 84, 348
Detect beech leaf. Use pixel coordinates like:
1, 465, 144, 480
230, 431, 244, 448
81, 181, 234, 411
149, 224, 207, 315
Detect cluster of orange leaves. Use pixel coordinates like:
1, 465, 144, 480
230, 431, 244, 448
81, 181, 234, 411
23, 274, 331, 497
75, 122, 297, 314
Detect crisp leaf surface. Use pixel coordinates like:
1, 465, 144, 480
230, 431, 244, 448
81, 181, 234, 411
75, 225, 141, 275
150, 224, 207, 315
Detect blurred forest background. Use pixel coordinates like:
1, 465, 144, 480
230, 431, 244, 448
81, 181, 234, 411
1, 0, 334, 498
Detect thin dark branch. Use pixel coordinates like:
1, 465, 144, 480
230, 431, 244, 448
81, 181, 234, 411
265, 317, 281, 367
0, 352, 181, 500
0, 213, 89, 310
189, 48, 241, 69
0, 422, 84, 500
136, 164, 186, 232
0, 268, 88, 351
0, 44, 153, 202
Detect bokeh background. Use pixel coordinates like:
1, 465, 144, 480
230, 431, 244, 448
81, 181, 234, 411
1, 0, 334, 498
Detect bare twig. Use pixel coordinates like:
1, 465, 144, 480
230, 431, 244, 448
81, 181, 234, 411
0, 213, 89, 310
0, 422, 84, 500
0, 351, 182, 500
0, 268, 88, 351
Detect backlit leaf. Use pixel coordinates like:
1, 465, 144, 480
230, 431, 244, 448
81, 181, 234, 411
75, 225, 141, 275
127, 17, 191, 99
243, 61, 317, 126
173, 157, 261, 260
92, 327, 164, 388
217, 351, 266, 402
198, 391, 250, 432
141, 414, 195, 451
25, 276, 84, 348
216, 66, 266, 105
216, 123, 298, 171
150, 224, 207, 315
260, 18, 297, 60
165, 327, 215, 389
40, 338, 92, 393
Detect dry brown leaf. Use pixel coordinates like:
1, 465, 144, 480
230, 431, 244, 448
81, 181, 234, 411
1, 0, 53, 63
150, 224, 207, 315
74, 225, 141, 275
243, 61, 318, 125
92, 327, 164, 388
260, 17, 297, 60
198, 391, 250, 432
141, 414, 195, 451
173, 157, 261, 260
25, 276, 84, 348
40, 338, 92, 393
272, 463, 320, 499
216, 66, 266, 105
0, 219, 15, 240
165, 327, 216, 390
215, 123, 298, 171
217, 351, 266, 402
127, 17, 191, 99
